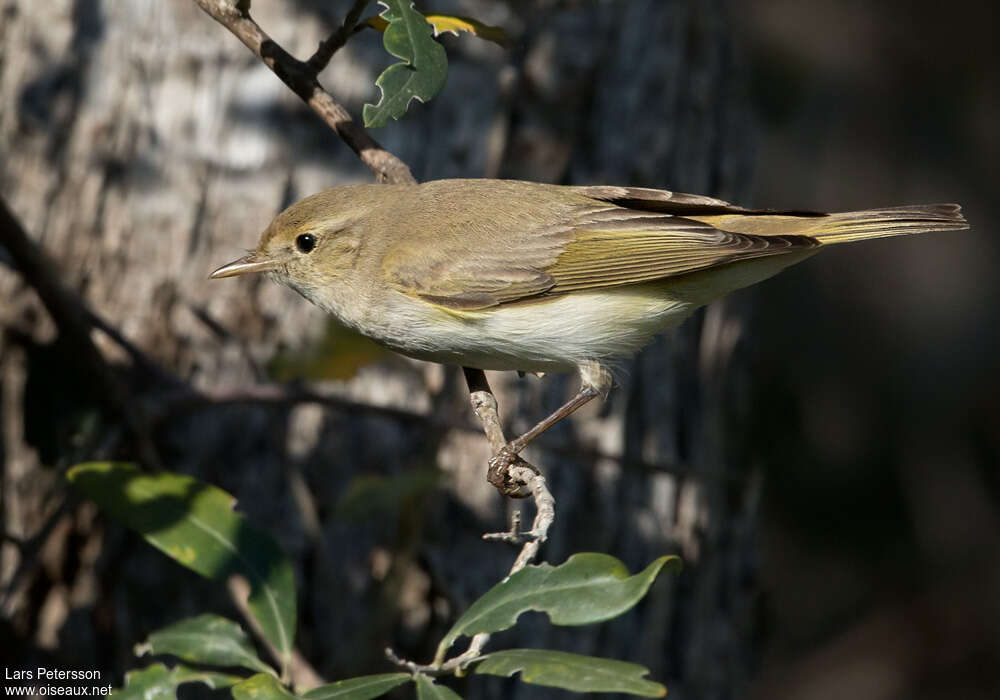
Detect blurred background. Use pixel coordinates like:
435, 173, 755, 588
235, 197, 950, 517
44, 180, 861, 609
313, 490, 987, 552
1, 0, 997, 698
733, 2, 1000, 697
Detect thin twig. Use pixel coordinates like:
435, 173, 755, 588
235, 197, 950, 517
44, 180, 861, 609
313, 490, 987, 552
227, 576, 325, 691
504, 465, 555, 570
85, 307, 178, 386
0, 497, 76, 608
465, 369, 507, 453
385, 370, 557, 675
306, 0, 371, 74
482, 509, 522, 543
191, 0, 414, 184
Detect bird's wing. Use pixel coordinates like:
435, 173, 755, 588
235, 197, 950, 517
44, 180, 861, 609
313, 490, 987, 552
543, 209, 818, 296
382, 188, 820, 310
570, 185, 748, 214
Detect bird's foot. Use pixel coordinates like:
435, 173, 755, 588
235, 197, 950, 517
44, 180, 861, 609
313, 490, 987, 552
487, 444, 538, 498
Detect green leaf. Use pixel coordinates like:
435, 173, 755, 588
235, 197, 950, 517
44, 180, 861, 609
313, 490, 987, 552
67, 462, 297, 670
231, 674, 297, 700
363, 1, 447, 127
110, 663, 242, 700
173, 667, 244, 690
436, 553, 680, 660
303, 674, 412, 700
414, 675, 462, 700
474, 649, 666, 697
110, 665, 174, 700
135, 614, 274, 675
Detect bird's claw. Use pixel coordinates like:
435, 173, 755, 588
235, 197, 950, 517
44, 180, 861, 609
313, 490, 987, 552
487, 444, 538, 498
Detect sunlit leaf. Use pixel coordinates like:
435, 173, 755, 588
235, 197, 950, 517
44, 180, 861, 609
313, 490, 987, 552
110, 665, 174, 700
363, 1, 447, 127
365, 14, 508, 46
303, 674, 412, 700
231, 674, 297, 700
414, 675, 462, 700
67, 463, 297, 671
110, 663, 242, 700
436, 553, 680, 660
474, 649, 666, 697
135, 614, 274, 675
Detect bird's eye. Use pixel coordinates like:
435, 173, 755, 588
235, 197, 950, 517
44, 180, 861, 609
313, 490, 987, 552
295, 233, 316, 253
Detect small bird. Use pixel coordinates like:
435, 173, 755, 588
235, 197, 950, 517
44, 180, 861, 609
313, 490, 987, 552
211, 179, 967, 489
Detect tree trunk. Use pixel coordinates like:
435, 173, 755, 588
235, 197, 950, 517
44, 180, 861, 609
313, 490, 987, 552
0, 1, 756, 697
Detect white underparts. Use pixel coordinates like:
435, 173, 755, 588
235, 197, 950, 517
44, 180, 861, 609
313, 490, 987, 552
364, 284, 698, 374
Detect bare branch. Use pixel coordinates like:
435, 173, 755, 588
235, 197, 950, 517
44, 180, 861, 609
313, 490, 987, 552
502, 465, 555, 571
306, 0, 371, 74
191, 0, 415, 184
385, 370, 558, 676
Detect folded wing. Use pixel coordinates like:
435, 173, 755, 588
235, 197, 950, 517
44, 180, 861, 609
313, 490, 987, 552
381, 185, 964, 310
382, 189, 819, 310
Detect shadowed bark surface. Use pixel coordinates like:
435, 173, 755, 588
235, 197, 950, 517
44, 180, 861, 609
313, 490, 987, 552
1, 1, 755, 698
4, 1, 997, 699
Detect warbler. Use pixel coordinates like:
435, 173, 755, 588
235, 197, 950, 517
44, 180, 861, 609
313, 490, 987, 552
211, 179, 966, 482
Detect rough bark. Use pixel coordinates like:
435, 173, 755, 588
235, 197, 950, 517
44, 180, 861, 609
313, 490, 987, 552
0, 1, 755, 697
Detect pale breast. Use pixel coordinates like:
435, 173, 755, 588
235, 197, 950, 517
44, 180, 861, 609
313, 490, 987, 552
364, 285, 697, 373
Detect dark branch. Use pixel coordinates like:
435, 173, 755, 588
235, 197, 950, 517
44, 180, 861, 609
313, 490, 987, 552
0, 197, 162, 470
191, 0, 415, 184
306, 0, 371, 74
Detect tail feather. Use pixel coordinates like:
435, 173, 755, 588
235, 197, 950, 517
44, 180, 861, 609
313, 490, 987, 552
811, 204, 968, 244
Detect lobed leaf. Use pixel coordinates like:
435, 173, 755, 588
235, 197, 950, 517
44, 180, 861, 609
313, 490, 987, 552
363, 1, 447, 127
135, 613, 274, 675
474, 649, 666, 697
67, 462, 297, 671
303, 674, 412, 700
110, 663, 242, 700
436, 553, 680, 659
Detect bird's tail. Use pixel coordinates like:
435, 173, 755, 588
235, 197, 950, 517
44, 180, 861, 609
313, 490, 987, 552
809, 204, 968, 245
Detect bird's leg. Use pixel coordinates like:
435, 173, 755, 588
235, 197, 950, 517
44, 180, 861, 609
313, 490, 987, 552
488, 362, 613, 493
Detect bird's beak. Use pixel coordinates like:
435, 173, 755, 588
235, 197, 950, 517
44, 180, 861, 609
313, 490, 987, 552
209, 253, 278, 279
